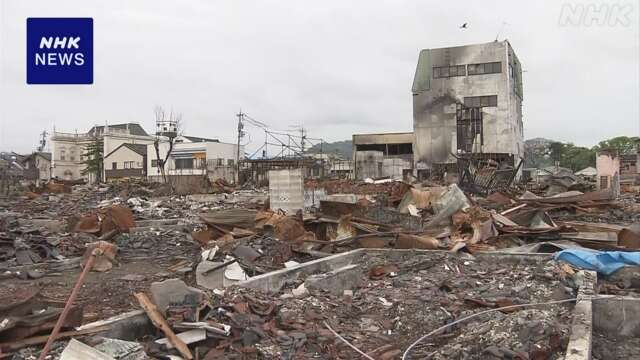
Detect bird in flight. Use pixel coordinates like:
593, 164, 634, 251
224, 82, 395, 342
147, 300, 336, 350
460, 23, 468, 29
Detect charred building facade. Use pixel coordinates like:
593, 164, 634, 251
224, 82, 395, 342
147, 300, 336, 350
412, 40, 524, 176
352, 132, 414, 180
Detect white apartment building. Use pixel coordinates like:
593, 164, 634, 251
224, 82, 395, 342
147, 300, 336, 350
147, 135, 243, 183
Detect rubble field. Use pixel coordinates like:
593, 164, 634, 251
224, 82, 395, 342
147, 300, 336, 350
0, 173, 639, 359
216, 251, 577, 359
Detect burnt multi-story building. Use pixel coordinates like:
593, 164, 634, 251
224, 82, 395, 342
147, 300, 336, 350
412, 40, 524, 176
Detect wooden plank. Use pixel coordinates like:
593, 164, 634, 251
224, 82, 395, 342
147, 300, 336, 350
500, 203, 527, 216
134, 293, 192, 360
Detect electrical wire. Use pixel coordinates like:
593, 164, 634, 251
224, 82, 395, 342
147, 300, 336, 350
401, 297, 580, 360
324, 290, 603, 360
323, 321, 376, 360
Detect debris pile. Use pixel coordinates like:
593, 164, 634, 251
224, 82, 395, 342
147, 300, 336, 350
0, 172, 638, 358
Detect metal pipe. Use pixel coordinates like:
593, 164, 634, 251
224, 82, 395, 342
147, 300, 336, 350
37, 248, 101, 360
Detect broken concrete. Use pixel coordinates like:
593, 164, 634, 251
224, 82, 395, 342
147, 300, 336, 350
195, 260, 225, 290
149, 279, 206, 316
304, 264, 362, 295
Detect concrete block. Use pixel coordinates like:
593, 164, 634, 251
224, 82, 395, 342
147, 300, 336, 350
565, 270, 596, 360
149, 278, 206, 315
269, 168, 304, 215
304, 264, 362, 295
195, 261, 225, 290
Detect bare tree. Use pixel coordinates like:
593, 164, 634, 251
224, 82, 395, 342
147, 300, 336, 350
153, 106, 182, 184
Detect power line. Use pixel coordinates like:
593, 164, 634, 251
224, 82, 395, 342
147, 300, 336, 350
236, 111, 325, 160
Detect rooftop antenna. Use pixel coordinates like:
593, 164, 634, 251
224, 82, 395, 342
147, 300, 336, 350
495, 22, 509, 41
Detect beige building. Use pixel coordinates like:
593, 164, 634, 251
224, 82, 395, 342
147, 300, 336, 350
50, 123, 154, 182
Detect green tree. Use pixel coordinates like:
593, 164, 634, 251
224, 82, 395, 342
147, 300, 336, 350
81, 135, 104, 183
560, 143, 595, 171
594, 136, 639, 155
548, 142, 564, 164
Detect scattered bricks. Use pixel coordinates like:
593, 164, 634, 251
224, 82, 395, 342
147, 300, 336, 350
304, 264, 362, 295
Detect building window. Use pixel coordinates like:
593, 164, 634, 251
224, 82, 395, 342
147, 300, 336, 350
456, 104, 483, 153
175, 158, 194, 169
60, 150, 66, 161
112, 162, 117, 170
216, 158, 224, 166
151, 159, 158, 167
433, 65, 466, 78
464, 95, 498, 108
227, 159, 234, 167
387, 143, 413, 155
600, 176, 609, 190
123, 161, 135, 169
468, 62, 501, 75
69, 151, 76, 161
356, 144, 386, 152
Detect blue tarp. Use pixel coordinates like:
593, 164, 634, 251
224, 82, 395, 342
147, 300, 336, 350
554, 250, 640, 275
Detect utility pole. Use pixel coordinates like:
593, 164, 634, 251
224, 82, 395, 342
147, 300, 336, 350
300, 127, 306, 154
236, 111, 244, 184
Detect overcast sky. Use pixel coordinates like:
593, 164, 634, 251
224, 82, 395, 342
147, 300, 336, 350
1, 0, 638, 154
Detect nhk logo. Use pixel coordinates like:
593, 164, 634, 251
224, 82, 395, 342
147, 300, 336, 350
27, 18, 93, 84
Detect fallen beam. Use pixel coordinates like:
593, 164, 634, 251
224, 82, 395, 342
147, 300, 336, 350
134, 292, 193, 360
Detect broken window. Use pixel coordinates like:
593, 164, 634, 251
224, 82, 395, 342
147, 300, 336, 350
356, 144, 386, 152
456, 104, 483, 153
464, 95, 497, 108
468, 61, 501, 75
358, 143, 412, 155
387, 143, 413, 155
433, 65, 466, 78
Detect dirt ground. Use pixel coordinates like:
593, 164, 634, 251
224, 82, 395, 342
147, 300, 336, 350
4, 240, 201, 323
592, 330, 640, 360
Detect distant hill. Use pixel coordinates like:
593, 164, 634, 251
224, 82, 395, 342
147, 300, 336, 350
306, 140, 352, 159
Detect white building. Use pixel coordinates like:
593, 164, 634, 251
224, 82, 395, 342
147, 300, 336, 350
104, 143, 148, 181
147, 135, 243, 183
